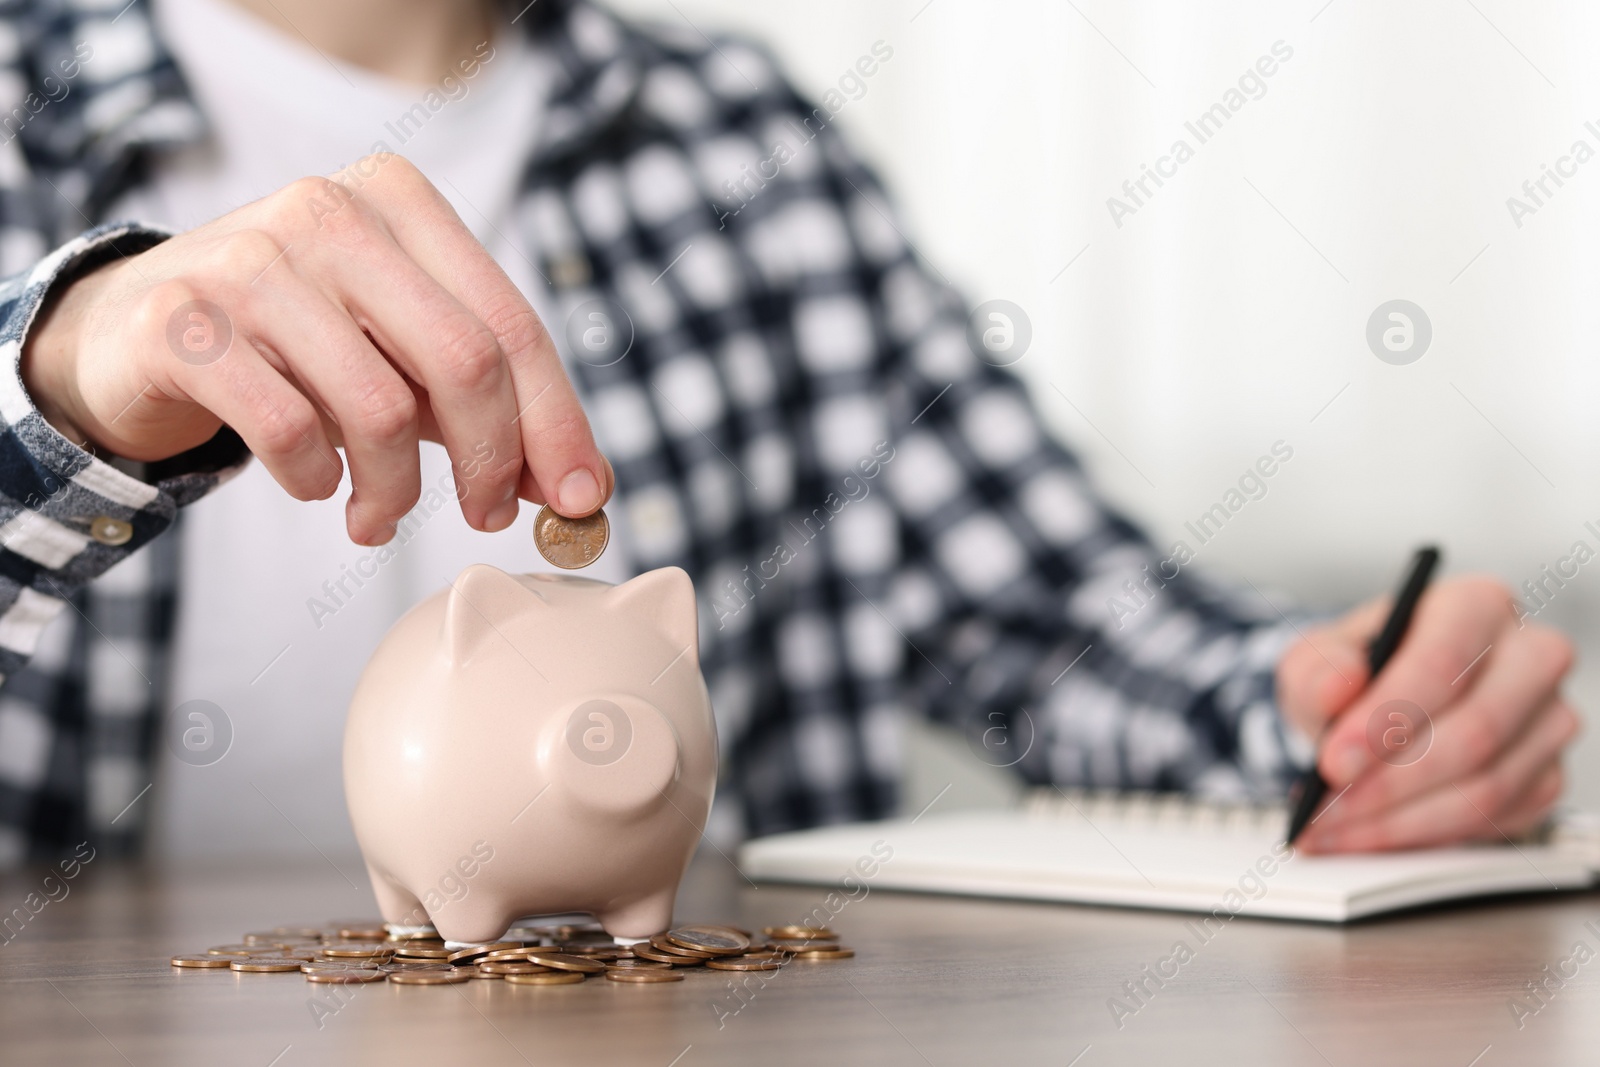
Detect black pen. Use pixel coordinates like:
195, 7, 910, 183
1283, 545, 1441, 846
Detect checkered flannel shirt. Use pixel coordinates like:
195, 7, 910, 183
0, 0, 1306, 862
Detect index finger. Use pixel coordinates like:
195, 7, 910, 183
340, 155, 609, 517
1316, 579, 1512, 786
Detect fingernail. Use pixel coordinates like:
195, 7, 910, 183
485, 498, 519, 531
1330, 743, 1368, 783
557, 468, 601, 515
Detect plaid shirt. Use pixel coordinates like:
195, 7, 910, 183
0, 0, 1305, 862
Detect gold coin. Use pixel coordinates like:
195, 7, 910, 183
795, 947, 855, 960
705, 957, 783, 971
666, 925, 749, 956
605, 969, 685, 983
447, 942, 522, 966
504, 971, 586, 986
389, 968, 473, 985
230, 958, 305, 973
532, 504, 609, 569
762, 925, 835, 940
523, 951, 607, 974
633, 945, 701, 965
170, 954, 231, 968
305, 968, 387, 984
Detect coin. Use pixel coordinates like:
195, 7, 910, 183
479, 961, 551, 975
666, 926, 749, 956
305, 968, 387, 984
321, 943, 394, 959
206, 944, 258, 957
170, 954, 231, 968
606, 969, 685, 983
795, 947, 855, 960
762, 925, 835, 940
633, 945, 702, 965
331, 925, 384, 940
558, 945, 627, 959
245, 932, 307, 946
649, 934, 715, 958
532, 504, 609, 569
505, 970, 587, 985
447, 942, 522, 966
523, 951, 607, 974
394, 946, 452, 960
482, 948, 537, 962
271, 926, 327, 939
230, 958, 305, 973
606, 959, 672, 971
389, 969, 473, 985
705, 957, 783, 971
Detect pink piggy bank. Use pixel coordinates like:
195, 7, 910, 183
343, 564, 716, 942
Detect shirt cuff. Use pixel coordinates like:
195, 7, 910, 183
0, 223, 250, 643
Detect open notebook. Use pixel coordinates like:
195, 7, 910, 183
738, 790, 1600, 922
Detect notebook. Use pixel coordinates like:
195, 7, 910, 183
737, 789, 1600, 922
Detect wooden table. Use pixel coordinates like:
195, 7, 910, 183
3, 850, 1599, 1066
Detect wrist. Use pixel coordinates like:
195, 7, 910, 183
21, 260, 118, 454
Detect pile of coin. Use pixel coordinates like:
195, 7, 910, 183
170, 919, 851, 986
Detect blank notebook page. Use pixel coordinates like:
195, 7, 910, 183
738, 790, 1599, 922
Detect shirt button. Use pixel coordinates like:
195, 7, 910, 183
90, 516, 133, 546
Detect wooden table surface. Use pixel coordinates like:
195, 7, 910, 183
3, 850, 1600, 1066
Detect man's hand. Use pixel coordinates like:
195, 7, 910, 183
1276, 576, 1580, 853
21, 153, 611, 545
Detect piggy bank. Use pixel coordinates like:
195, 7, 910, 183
343, 564, 716, 942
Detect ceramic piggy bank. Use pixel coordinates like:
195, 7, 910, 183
343, 564, 716, 942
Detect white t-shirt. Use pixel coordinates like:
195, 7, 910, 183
106, 0, 633, 858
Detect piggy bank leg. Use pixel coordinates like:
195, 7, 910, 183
430, 901, 518, 945
366, 861, 428, 929
597, 887, 677, 939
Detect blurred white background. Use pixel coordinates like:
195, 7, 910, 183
601, 0, 1600, 809
144, 0, 1600, 860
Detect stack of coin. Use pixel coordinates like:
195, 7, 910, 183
170, 917, 854, 985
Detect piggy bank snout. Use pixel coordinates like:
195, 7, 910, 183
541, 695, 680, 816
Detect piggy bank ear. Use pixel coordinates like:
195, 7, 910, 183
606, 567, 699, 662
442, 564, 539, 666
